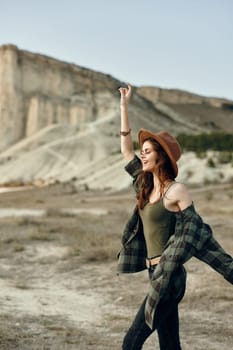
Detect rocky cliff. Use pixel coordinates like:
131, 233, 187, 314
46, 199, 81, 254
1, 44, 233, 152
0, 44, 122, 151
0, 44, 232, 189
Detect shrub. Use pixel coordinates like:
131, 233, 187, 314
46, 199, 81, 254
133, 140, 139, 150
196, 151, 207, 159
177, 132, 233, 152
207, 158, 215, 168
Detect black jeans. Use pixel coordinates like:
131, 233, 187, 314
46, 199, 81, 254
122, 269, 183, 350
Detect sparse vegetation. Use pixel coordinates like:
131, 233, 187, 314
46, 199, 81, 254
177, 132, 233, 152
14, 282, 30, 290
207, 157, 215, 168
196, 151, 207, 159
29, 232, 54, 241
133, 140, 140, 150
13, 244, 25, 252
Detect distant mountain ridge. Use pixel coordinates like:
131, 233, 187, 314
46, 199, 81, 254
0, 44, 232, 189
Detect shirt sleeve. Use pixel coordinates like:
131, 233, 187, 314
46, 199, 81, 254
124, 154, 142, 178
124, 154, 142, 194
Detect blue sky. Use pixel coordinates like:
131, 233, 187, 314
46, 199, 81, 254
1, 0, 233, 100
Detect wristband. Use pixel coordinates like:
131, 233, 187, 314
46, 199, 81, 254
120, 129, 131, 136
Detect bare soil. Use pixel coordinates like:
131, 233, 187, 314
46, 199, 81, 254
0, 183, 232, 350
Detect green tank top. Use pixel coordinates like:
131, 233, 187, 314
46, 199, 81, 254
139, 199, 175, 258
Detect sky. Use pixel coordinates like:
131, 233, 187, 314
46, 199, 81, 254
0, 0, 233, 100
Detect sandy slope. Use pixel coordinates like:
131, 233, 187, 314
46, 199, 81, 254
0, 122, 232, 190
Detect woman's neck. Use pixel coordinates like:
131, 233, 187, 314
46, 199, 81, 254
152, 174, 171, 193
152, 173, 160, 190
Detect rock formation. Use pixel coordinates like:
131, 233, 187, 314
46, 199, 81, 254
0, 44, 232, 189
0, 44, 121, 152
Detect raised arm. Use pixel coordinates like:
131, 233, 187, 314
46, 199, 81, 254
118, 84, 135, 162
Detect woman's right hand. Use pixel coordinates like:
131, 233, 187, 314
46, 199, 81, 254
118, 84, 132, 107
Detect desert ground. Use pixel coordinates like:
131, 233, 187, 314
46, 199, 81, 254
0, 182, 232, 350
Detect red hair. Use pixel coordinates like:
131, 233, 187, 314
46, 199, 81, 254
136, 138, 176, 209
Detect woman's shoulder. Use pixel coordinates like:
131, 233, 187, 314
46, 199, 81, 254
164, 181, 189, 196
164, 181, 192, 211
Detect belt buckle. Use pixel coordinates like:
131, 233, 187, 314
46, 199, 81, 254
146, 258, 151, 269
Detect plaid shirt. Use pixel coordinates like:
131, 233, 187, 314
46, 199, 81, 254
117, 155, 233, 329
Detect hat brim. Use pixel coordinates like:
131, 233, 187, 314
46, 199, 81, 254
138, 129, 179, 177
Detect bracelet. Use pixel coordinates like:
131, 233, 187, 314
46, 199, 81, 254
120, 129, 131, 136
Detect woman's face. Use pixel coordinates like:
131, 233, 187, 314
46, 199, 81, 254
140, 140, 159, 172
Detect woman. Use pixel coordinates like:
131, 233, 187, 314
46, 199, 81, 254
117, 84, 233, 350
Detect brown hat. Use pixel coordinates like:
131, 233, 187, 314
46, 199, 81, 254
138, 129, 181, 177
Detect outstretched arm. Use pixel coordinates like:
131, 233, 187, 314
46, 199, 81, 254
118, 84, 135, 162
